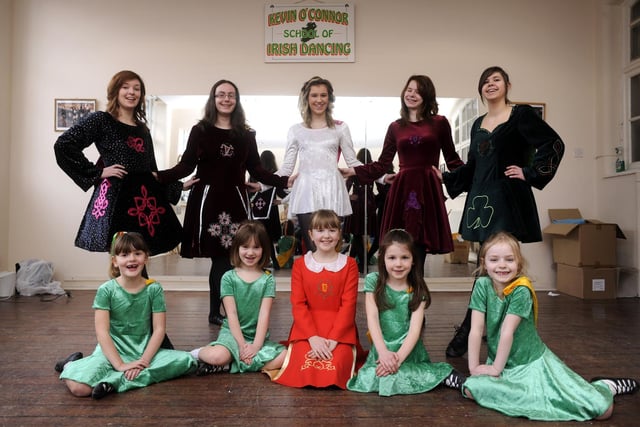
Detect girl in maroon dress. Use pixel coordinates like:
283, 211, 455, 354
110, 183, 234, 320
341, 75, 463, 274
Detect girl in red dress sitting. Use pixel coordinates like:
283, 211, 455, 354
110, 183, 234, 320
270, 209, 366, 388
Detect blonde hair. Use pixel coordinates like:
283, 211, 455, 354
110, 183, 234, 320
298, 76, 335, 128
475, 232, 527, 278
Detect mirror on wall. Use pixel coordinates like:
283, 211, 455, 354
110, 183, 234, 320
148, 94, 479, 278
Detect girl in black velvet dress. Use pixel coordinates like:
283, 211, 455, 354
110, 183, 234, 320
436, 66, 565, 358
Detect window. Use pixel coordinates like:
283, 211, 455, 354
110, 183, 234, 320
626, 0, 640, 165
452, 98, 478, 162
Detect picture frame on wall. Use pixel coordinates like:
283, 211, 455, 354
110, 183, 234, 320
54, 99, 96, 132
512, 101, 546, 120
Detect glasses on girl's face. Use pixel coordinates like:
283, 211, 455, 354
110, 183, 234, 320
214, 93, 236, 100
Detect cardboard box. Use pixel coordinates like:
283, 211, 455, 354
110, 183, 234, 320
0, 271, 15, 298
444, 234, 470, 264
556, 263, 617, 299
542, 209, 625, 267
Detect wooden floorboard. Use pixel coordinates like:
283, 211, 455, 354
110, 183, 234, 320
1, 290, 639, 426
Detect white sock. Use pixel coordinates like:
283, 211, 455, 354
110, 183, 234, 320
190, 348, 201, 360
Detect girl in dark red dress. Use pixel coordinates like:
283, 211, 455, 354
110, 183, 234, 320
341, 75, 463, 275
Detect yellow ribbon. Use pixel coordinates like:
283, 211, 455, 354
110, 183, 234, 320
503, 276, 538, 325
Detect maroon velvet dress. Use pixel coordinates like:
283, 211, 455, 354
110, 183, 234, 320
354, 116, 463, 254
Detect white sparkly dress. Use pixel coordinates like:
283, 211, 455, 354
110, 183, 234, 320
277, 121, 361, 217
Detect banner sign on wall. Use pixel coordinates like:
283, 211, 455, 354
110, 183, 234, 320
265, 3, 354, 63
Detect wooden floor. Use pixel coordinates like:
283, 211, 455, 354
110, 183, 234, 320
1, 290, 639, 426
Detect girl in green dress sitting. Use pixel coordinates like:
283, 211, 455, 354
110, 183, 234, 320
55, 232, 197, 399
463, 232, 638, 421
347, 229, 465, 395
192, 221, 287, 375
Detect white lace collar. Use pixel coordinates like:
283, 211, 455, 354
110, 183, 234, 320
303, 251, 348, 272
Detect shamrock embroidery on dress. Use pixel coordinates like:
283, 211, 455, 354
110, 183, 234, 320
127, 185, 166, 236
207, 212, 240, 248
466, 195, 494, 230
405, 191, 421, 210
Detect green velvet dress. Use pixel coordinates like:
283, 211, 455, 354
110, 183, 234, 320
59, 280, 197, 392
347, 273, 453, 396
207, 270, 285, 373
462, 277, 613, 421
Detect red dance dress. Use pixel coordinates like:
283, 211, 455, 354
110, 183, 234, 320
354, 116, 463, 254
272, 252, 367, 388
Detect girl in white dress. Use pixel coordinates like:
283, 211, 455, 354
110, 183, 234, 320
275, 76, 362, 252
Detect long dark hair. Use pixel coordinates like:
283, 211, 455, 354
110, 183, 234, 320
374, 229, 431, 312
399, 75, 438, 125
198, 79, 250, 136
106, 70, 148, 130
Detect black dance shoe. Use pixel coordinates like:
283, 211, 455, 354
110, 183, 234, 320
91, 382, 115, 400
196, 361, 228, 376
208, 314, 225, 326
443, 370, 466, 390
54, 351, 83, 373
446, 325, 469, 358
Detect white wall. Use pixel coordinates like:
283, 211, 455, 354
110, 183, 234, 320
4, 0, 637, 295
0, 0, 11, 272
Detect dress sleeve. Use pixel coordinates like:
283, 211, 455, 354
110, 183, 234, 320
438, 116, 464, 171
53, 112, 106, 192
327, 257, 359, 344
289, 259, 318, 340
517, 105, 565, 190
155, 125, 200, 183
442, 117, 481, 199
276, 126, 300, 177
149, 283, 167, 313
246, 130, 289, 188
354, 122, 397, 183
506, 286, 533, 320
468, 276, 489, 313
337, 123, 362, 168
92, 281, 112, 310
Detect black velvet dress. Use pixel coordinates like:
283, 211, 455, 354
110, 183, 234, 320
54, 112, 182, 255
443, 105, 564, 243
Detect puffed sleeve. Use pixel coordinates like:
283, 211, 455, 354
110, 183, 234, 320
54, 111, 106, 191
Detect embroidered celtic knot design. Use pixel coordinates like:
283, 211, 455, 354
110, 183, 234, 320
126, 136, 145, 153
300, 355, 336, 372
220, 143, 234, 157
466, 195, 494, 230
127, 185, 166, 236
208, 212, 240, 248
92, 179, 111, 219
408, 135, 421, 145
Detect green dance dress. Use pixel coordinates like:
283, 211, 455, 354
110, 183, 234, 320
462, 276, 613, 421
207, 270, 285, 373
59, 280, 196, 392
347, 273, 453, 396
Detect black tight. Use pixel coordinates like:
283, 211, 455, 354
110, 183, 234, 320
209, 256, 232, 319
